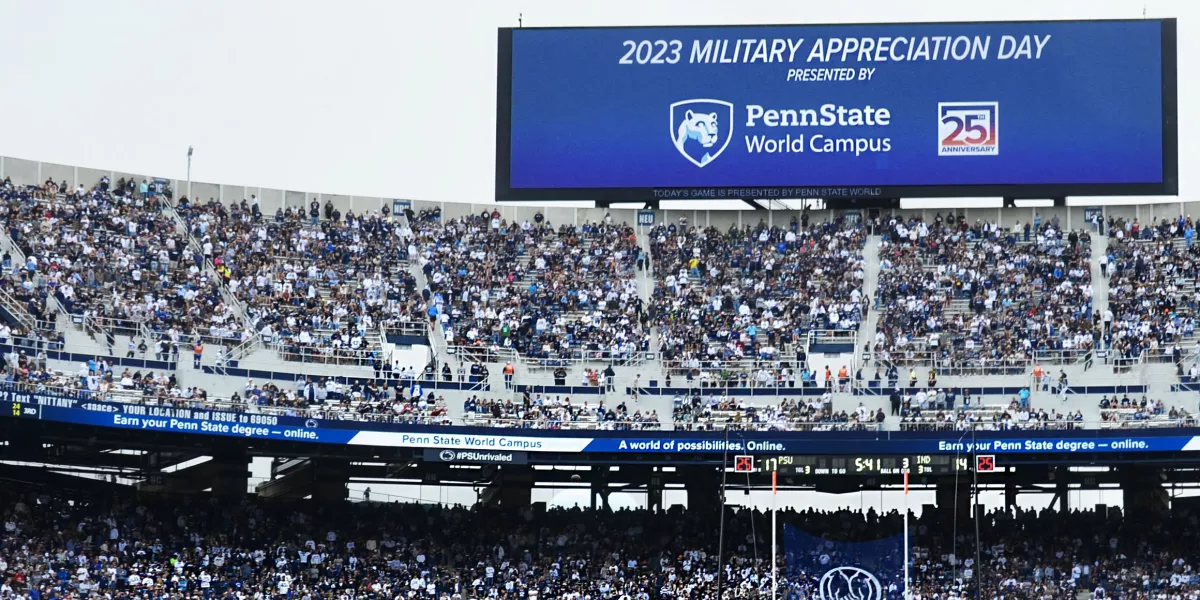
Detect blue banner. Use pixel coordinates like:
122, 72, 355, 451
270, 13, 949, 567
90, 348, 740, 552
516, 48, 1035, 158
497, 20, 1177, 201
5, 391, 1200, 456
785, 526, 906, 600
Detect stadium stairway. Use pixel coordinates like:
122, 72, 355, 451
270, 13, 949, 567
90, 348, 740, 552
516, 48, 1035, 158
859, 234, 883, 355
0, 224, 25, 268
634, 225, 658, 356
160, 199, 252, 328
407, 246, 453, 362
1091, 233, 1110, 324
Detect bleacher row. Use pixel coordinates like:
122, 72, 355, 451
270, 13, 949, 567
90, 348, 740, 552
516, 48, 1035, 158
0, 178, 1198, 376
1, 321, 1187, 433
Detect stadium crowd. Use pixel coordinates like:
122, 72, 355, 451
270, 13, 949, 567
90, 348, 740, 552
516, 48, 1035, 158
177, 197, 423, 365
873, 214, 1094, 374
649, 216, 866, 371
671, 393, 886, 431
1105, 215, 1200, 365
416, 210, 649, 361
0, 489, 1194, 600
462, 393, 661, 430
0, 177, 239, 345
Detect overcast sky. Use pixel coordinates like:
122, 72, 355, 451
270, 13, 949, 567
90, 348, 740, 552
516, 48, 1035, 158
0, 0, 1188, 203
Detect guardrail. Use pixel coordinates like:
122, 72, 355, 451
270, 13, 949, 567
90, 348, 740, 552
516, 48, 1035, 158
447, 345, 519, 364
865, 345, 1152, 375
516, 350, 649, 370
262, 337, 383, 366
897, 418, 1193, 431
460, 415, 663, 430
660, 358, 858, 389
0, 287, 35, 331
677, 419, 884, 432
383, 320, 429, 340
74, 314, 153, 344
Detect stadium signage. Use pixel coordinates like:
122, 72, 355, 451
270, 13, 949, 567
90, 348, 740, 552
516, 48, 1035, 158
496, 19, 1177, 201
6, 395, 1200, 457
423, 448, 530, 465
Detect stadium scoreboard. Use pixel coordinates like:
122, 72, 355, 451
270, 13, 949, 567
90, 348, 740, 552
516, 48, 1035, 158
496, 19, 1177, 202
755, 454, 973, 475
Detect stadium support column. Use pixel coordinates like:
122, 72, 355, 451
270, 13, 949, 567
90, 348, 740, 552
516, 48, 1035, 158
1121, 466, 1169, 516
498, 465, 534, 507
311, 458, 350, 502
935, 477, 972, 521
682, 466, 722, 515
210, 449, 250, 497
479, 465, 534, 508
590, 465, 611, 511
647, 468, 664, 513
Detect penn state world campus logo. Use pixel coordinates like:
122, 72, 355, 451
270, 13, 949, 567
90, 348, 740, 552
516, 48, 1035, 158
670, 99, 734, 167
818, 566, 883, 600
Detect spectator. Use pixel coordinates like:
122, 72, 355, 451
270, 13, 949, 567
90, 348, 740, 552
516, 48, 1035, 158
874, 213, 1093, 375
651, 217, 866, 383
417, 212, 648, 362
180, 199, 422, 365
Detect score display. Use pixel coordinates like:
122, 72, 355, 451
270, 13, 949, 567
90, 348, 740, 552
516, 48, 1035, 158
757, 455, 973, 475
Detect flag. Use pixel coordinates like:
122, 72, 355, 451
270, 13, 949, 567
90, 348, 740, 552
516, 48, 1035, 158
784, 524, 906, 600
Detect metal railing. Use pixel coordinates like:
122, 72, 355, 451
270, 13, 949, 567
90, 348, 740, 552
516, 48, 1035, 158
460, 414, 663, 430
807, 327, 862, 348
862, 348, 1123, 377
447, 344, 519, 365
383, 319, 430, 340
659, 358, 856, 390
76, 314, 153, 344
0, 287, 35, 331
897, 418, 1193, 431
516, 349, 648, 369
264, 338, 383, 366
676, 419, 885, 432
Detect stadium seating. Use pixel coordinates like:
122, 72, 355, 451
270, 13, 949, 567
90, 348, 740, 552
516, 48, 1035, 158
0, 177, 240, 347
417, 210, 649, 362
462, 393, 662, 429
650, 217, 867, 379
4, 160, 1200, 436
874, 214, 1093, 374
0, 489, 1192, 600
1105, 216, 1200, 365
179, 198, 423, 365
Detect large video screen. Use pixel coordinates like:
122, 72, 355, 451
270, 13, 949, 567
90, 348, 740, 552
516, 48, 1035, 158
496, 19, 1177, 201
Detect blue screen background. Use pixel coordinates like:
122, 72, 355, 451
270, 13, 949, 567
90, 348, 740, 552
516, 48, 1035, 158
508, 21, 1165, 189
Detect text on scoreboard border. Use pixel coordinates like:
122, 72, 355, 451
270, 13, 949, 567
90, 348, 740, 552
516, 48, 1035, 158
495, 19, 1178, 202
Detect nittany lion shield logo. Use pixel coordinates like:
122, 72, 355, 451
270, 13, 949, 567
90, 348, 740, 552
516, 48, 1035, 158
670, 99, 734, 168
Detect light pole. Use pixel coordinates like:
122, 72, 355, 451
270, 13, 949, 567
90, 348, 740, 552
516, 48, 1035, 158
186, 146, 194, 200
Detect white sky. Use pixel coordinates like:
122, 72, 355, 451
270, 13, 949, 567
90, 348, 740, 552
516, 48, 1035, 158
0, 0, 1190, 203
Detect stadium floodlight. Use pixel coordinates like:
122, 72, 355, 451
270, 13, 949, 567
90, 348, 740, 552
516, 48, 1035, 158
186, 146, 194, 199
